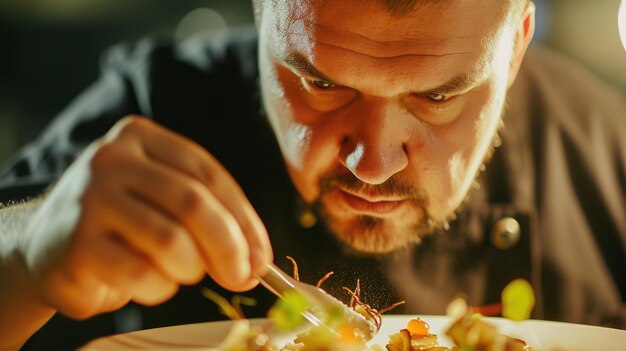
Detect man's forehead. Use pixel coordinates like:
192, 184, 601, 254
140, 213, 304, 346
269, 0, 510, 49
264, 0, 511, 96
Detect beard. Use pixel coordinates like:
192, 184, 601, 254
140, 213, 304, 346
305, 118, 505, 255
308, 169, 442, 254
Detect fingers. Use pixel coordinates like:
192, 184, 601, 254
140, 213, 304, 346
85, 235, 179, 306
113, 157, 254, 290
99, 187, 205, 285
29, 116, 276, 321
115, 117, 273, 278
146, 120, 272, 266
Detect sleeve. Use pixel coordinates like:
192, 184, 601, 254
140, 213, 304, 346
0, 26, 260, 205
0, 43, 148, 203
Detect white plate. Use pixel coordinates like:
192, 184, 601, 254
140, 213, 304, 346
79, 315, 626, 351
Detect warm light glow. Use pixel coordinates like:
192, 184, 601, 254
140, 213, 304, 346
617, 0, 626, 50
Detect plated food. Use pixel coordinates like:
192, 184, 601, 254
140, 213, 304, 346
79, 258, 626, 350
78, 315, 626, 350
216, 299, 531, 351
211, 259, 535, 351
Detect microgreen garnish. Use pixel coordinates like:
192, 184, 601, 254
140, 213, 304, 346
201, 288, 256, 320
268, 289, 308, 331
285, 256, 300, 281
316, 271, 334, 288
343, 279, 405, 332
501, 278, 535, 321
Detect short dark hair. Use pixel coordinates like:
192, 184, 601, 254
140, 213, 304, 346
260, 0, 530, 20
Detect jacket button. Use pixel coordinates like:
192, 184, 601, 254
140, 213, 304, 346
490, 217, 521, 249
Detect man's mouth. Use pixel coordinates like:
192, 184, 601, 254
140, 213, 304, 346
339, 189, 406, 215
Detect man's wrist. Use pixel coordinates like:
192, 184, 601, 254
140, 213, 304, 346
0, 199, 56, 351
0, 250, 56, 351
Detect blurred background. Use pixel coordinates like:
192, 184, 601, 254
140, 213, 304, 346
1, 0, 625, 165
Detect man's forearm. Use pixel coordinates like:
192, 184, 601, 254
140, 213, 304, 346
0, 199, 56, 351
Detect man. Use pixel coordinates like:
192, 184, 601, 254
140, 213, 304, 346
1, 0, 625, 349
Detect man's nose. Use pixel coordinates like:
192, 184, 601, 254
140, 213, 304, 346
338, 103, 410, 185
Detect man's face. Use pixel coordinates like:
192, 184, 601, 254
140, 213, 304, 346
258, 0, 523, 253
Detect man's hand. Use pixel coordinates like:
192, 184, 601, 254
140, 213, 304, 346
20, 116, 273, 319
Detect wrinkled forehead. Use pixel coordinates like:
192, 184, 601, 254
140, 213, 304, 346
265, 0, 512, 60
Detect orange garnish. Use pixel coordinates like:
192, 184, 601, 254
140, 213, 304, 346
338, 324, 360, 343
407, 318, 430, 336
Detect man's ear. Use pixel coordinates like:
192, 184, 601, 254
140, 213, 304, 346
507, 1, 536, 88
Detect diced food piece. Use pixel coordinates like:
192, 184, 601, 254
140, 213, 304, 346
386, 329, 412, 351
410, 333, 440, 349
386, 328, 448, 351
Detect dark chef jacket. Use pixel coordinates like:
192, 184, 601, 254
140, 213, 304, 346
1, 26, 624, 350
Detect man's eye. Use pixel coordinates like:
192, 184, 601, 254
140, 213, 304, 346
310, 79, 335, 89
425, 93, 447, 102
